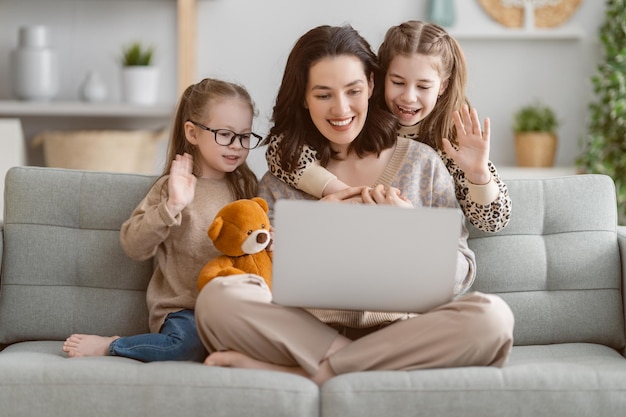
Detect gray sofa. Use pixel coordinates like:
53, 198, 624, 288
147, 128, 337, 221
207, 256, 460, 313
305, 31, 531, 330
1, 166, 626, 417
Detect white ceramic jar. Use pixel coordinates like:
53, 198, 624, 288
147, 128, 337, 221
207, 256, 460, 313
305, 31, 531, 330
10, 26, 59, 101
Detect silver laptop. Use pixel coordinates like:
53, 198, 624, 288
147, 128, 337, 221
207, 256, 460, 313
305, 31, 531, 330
271, 199, 463, 313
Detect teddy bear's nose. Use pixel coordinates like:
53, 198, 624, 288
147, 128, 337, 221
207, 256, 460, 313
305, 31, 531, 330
257, 233, 268, 244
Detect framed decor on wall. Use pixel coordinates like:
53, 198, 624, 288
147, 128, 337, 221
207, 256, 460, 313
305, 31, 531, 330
478, 0, 583, 29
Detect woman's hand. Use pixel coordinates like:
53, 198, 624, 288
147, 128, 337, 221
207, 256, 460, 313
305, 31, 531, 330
166, 153, 197, 216
362, 185, 413, 208
267, 225, 275, 252
443, 104, 492, 185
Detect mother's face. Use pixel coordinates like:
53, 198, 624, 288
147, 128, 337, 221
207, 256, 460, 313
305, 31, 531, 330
304, 55, 373, 151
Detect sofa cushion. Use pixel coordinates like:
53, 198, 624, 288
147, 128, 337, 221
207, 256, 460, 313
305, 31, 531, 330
0, 167, 156, 344
0, 341, 319, 417
321, 343, 626, 417
468, 175, 625, 349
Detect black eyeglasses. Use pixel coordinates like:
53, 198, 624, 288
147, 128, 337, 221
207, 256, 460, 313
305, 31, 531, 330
188, 120, 262, 149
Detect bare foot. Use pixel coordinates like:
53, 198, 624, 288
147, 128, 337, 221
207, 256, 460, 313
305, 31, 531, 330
203, 350, 338, 385
62, 334, 120, 358
203, 350, 309, 378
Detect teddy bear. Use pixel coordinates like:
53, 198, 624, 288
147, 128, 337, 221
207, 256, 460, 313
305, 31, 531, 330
197, 197, 273, 291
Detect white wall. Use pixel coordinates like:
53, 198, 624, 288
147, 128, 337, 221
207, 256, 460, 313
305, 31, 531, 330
0, 0, 606, 177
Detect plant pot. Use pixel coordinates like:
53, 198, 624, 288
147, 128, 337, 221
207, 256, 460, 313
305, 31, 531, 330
121, 66, 159, 105
515, 132, 557, 167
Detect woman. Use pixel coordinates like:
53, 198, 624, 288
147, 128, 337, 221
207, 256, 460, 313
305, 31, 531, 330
194, 25, 514, 385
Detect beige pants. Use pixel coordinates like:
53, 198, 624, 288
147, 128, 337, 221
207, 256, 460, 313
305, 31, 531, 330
195, 274, 514, 376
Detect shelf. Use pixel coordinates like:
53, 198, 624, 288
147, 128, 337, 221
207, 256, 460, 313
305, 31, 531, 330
0, 100, 174, 118
449, 26, 584, 41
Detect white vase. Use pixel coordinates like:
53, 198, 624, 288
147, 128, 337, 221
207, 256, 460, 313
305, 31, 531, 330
121, 66, 159, 105
79, 71, 108, 102
10, 26, 59, 101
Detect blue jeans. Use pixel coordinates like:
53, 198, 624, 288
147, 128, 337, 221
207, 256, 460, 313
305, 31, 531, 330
108, 309, 207, 362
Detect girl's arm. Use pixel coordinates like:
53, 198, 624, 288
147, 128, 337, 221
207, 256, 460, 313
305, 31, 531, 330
442, 105, 512, 232
440, 152, 512, 233
265, 134, 348, 198
121, 153, 197, 260
120, 177, 179, 261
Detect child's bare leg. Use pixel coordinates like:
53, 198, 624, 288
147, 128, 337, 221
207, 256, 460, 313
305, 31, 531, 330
62, 334, 120, 358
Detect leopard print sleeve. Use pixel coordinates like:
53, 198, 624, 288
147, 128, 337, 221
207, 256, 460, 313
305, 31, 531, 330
265, 134, 336, 198
438, 150, 512, 233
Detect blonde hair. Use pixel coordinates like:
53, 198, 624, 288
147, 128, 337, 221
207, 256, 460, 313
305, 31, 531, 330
164, 78, 258, 199
376, 20, 469, 149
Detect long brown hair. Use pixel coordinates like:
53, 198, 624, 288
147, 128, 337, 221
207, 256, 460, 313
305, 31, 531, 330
376, 20, 469, 150
267, 25, 398, 173
164, 78, 258, 199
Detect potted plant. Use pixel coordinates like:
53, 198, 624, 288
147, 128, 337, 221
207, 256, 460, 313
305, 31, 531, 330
577, 0, 626, 222
119, 41, 158, 105
513, 100, 559, 167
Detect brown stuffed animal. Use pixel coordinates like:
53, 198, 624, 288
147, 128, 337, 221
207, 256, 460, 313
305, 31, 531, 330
197, 197, 273, 291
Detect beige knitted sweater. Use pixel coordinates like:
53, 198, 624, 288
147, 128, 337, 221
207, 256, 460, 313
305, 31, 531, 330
258, 137, 476, 328
120, 175, 233, 333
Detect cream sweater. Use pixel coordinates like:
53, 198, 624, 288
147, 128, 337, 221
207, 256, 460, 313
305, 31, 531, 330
258, 137, 476, 328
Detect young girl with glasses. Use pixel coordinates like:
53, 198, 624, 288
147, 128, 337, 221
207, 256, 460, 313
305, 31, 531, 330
265, 20, 511, 233
194, 25, 514, 385
62, 78, 259, 361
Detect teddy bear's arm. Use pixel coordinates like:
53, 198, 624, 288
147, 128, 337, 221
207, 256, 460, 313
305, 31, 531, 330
216, 266, 249, 277
197, 256, 239, 291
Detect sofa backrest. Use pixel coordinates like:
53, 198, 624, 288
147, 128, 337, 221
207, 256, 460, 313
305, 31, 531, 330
0, 167, 156, 345
469, 174, 625, 350
1, 168, 624, 351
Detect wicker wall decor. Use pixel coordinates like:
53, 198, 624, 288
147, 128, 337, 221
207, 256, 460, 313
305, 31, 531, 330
478, 0, 582, 28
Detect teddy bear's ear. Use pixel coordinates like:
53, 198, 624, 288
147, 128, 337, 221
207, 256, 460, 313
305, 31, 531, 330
251, 197, 269, 214
208, 216, 224, 241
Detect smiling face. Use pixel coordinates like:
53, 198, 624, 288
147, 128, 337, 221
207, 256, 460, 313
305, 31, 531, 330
184, 97, 252, 179
384, 53, 448, 127
304, 55, 373, 153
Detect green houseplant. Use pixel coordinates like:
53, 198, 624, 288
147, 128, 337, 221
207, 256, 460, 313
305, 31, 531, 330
513, 100, 559, 167
120, 42, 154, 66
119, 41, 158, 105
577, 0, 626, 222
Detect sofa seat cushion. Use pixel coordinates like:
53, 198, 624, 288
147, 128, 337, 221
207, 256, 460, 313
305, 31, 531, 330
321, 343, 626, 417
0, 341, 319, 417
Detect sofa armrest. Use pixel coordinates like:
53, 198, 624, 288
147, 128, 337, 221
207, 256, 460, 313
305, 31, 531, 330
0, 222, 3, 278
618, 226, 626, 355
0, 222, 3, 350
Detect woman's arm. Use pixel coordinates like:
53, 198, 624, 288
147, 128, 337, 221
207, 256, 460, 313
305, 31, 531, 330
395, 141, 476, 295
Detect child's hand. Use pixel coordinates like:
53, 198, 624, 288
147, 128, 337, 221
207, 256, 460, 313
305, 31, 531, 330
321, 186, 368, 204
443, 104, 492, 185
166, 153, 197, 216
362, 185, 413, 208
